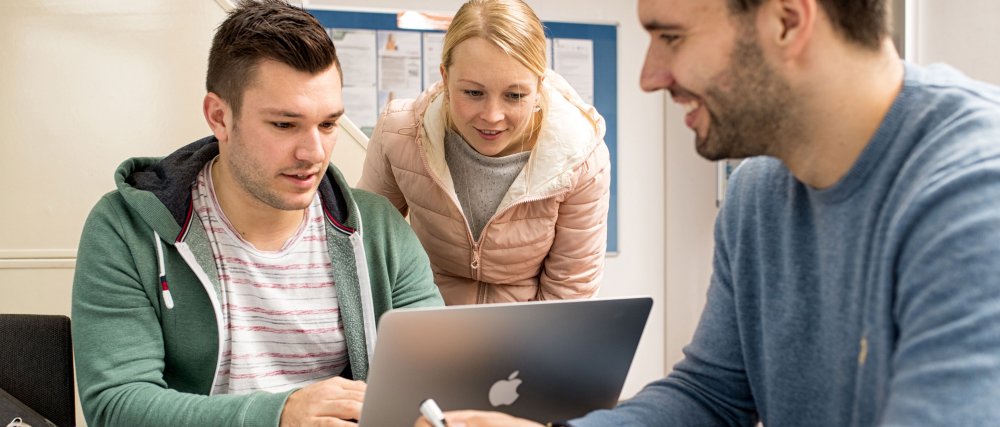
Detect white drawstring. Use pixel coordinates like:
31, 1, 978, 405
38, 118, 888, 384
154, 231, 175, 309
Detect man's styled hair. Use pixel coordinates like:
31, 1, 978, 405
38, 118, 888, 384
206, 0, 341, 116
727, 0, 889, 50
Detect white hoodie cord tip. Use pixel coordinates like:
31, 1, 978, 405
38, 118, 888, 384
154, 231, 175, 310
161, 282, 175, 309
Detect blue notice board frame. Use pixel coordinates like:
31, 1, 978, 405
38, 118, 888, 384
309, 9, 619, 254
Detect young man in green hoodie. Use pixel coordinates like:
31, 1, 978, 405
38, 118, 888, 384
71, 1, 443, 425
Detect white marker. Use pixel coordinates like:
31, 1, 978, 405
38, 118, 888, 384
420, 398, 448, 427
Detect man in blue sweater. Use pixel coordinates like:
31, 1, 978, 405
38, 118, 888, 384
417, 0, 1000, 425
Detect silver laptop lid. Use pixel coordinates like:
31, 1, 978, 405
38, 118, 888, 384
359, 296, 653, 426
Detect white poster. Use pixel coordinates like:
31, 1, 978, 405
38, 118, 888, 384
377, 30, 423, 114
553, 38, 594, 105
422, 32, 446, 89
328, 28, 378, 135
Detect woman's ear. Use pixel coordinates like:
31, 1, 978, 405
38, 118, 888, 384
531, 75, 544, 109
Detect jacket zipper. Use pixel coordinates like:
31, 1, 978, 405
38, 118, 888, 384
348, 228, 378, 363
472, 188, 572, 304
174, 240, 227, 395
414, 121, 574, 304
414, 129, 486, 289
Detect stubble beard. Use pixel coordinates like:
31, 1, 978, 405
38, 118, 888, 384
696, 31, 799, 161
227, 129, 317, 212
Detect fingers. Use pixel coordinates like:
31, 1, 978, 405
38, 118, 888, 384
317, 418, 360, 427
316, 396, 364, 421
327, 376, 367, 392
280, 377, 369, 427
316, 378, 366, 420
312, 389, 364, 404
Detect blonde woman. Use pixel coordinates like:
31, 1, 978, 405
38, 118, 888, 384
358, 0, 611, 305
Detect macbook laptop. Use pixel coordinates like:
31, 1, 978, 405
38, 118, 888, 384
359, 296, 653, 426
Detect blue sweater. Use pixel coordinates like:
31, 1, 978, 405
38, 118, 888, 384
574, 63, 1000, 426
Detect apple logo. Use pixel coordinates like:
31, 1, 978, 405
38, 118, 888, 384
488, 370, 522, 407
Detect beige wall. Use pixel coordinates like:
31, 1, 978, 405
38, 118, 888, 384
0, 3, 222, 425
909, 0, 1000, 85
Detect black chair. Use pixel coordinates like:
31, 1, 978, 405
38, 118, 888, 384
0, 314, 75, 427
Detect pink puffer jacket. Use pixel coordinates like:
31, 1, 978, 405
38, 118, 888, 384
358, 71, 611, 305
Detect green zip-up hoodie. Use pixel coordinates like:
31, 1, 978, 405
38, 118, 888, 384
72, 136, 443, 427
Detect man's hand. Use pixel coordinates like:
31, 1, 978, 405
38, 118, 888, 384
414, 410, 545, 427
280, 376, 367, 426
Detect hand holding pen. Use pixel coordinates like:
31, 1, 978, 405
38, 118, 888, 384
416, 399, 547, 427
420, 399, 448, 427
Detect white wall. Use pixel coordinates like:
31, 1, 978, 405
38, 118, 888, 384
908, 0, 1000, 85
0, 3, 226, 424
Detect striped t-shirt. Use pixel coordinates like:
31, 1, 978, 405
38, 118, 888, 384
192, 159, 348, 395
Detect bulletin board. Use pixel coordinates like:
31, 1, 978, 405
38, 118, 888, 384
308, 8, 620, 254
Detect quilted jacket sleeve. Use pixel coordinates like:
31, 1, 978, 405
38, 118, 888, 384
537, 141, 611, 300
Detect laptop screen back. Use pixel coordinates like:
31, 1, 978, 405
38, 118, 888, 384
359, 296, 653, 426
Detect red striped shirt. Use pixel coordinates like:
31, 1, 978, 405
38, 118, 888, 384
192, 159, 348, 395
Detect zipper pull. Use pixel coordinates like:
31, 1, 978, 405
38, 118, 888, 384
470, 249, 480, 271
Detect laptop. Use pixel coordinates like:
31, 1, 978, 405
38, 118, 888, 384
359, 296, 653, 426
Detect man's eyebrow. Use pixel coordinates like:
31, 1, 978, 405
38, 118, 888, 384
260, 108, 302, 118
643, 20, 684, 32
258, 108, 345, 119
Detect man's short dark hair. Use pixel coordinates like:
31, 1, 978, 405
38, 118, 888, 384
727, 0, 889, 50
206, 0, 342, 116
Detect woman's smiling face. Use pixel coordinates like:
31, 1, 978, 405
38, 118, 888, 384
443, 37, 542, 157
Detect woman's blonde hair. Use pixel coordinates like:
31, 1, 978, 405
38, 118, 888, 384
442, 0, 548, 152
442, 0, 547, 78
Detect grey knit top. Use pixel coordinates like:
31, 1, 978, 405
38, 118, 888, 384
444, 129, 531, 240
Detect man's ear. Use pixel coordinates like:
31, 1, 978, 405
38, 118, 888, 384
203, 92, 231, 143
759, 0, 816, 60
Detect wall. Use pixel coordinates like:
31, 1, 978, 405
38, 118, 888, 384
0, 2, 224, 425
909, 0, 1000, 85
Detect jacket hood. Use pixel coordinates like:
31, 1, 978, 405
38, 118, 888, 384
114, 136, 353, 242
414, 70, 607, 204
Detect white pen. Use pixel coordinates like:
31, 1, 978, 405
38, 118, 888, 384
420, 398, 448, 427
